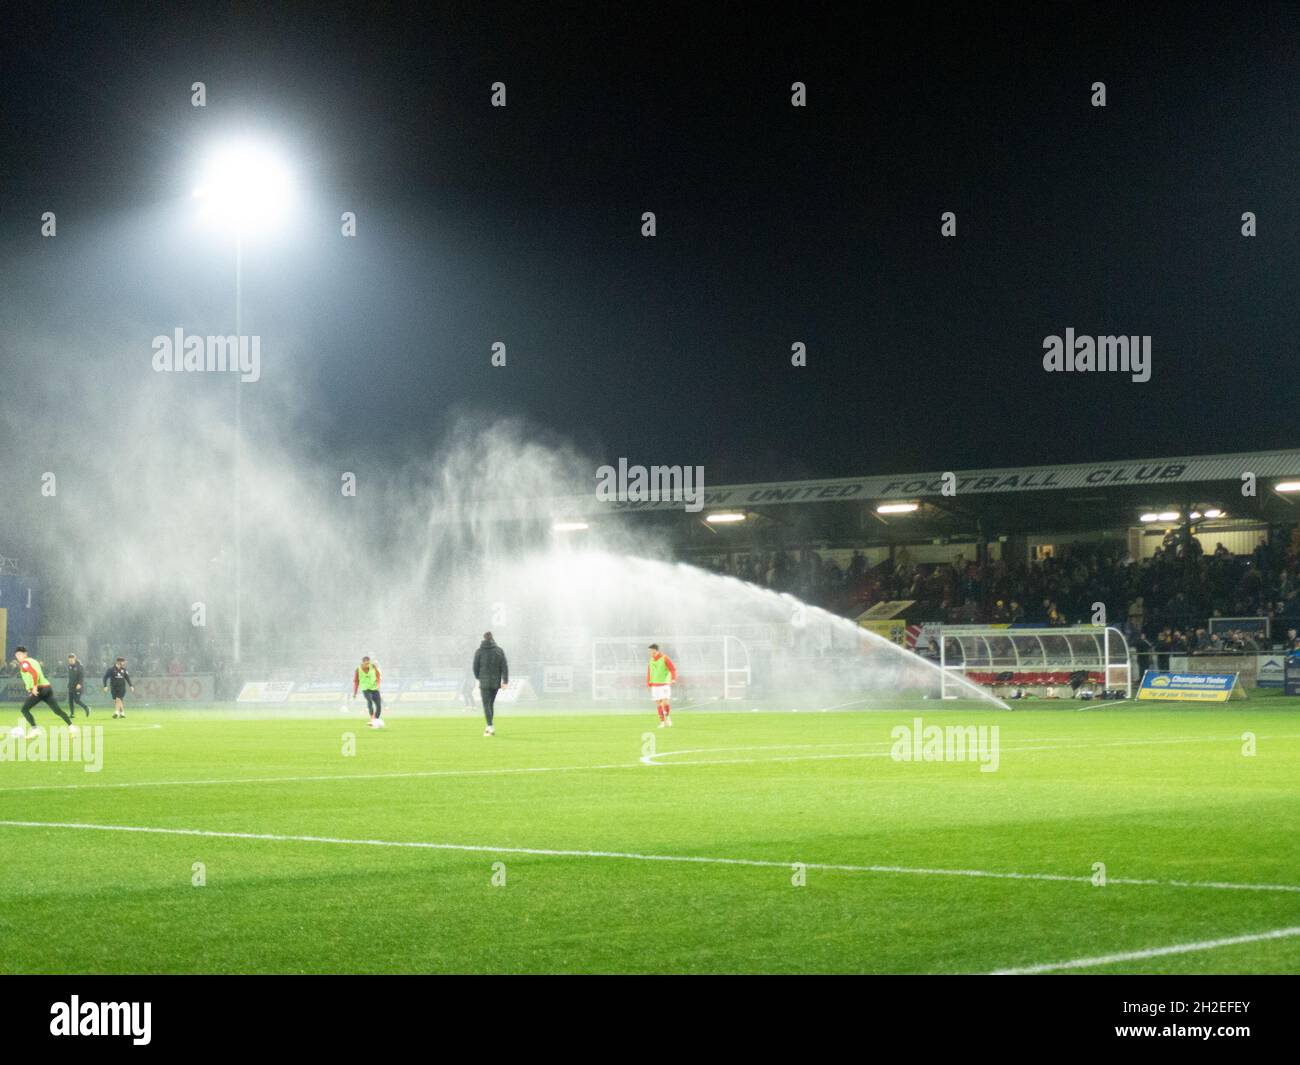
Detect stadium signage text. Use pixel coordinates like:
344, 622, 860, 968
603, 482, 862, 511
879, 464, 1187, 496
589, 463, 1197, 512
135, 674, 214, 702
1137, 671, 1245, 702
543, 665, 574, 693
1255, 656, 1284, 689
548, 449, 1300, 513
237, 681, 294, 703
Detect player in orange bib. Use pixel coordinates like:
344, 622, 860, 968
646, 643, 678, 727
13, 646, 77, 738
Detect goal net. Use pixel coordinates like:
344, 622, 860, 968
591, 635, 751, 702
937, 626, 1132, 700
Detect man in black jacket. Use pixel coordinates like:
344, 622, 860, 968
66, 654, 91, 717
103, 657, 135, 718
472, 632, 508, 736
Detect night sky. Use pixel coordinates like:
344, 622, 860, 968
2, 2, 1298, 483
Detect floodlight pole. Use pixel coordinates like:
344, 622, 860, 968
233, 229, 243, 667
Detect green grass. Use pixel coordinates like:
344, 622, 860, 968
1, 695, 1298, 973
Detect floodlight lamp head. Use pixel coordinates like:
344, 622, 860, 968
194, 140, 294, 233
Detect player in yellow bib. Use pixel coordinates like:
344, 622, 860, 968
646, 643, 678, 727
13, 646, 77, 737
353, 656, 384, 727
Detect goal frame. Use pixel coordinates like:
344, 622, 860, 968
591, 635, 751, 701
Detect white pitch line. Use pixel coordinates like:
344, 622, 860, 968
1, 819, 1298, 896
0, 731, 1293, 792
0, 761, 643, 793
641, 740, 883, 765
991, 925, 1300, 974
640, 732, 1297, 767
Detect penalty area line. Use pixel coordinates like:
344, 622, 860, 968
1, 819, 1299, 896
991, 925, 1300, 974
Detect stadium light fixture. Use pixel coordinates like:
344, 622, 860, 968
704, 513, 746, 524
1157, 511, 1180, 522
1203, 508, 1224, 518
876, 502, 919, 514
1189, 511, 1202, 520
1139, 513, 1159, 523
1276, 481, 1300, 493
193, 140, 295, 234
552, 521, 590, 532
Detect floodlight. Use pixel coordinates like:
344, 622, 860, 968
194, 140, 294, 232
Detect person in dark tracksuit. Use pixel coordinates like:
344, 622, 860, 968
66, 654, 91, 717
103, 657, 134, 718
472, 631, 508, 736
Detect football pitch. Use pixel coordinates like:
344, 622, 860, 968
1, 697, 1297, 974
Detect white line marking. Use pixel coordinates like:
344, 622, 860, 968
1, 819, 1297, 896
0, 762, 642, 793
1, 732, 1294, 791
640, 733, 1300, 767
991, 925, 1300, 974
640, 741, 877, 765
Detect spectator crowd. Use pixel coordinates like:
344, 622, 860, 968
696, 525, 1300, 650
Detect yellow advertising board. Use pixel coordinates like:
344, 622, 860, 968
859, 618, 908, 646
1136, 671, 1246, 702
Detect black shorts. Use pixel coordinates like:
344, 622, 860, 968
21, 686, 60, 713
110, 681, 127, 699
